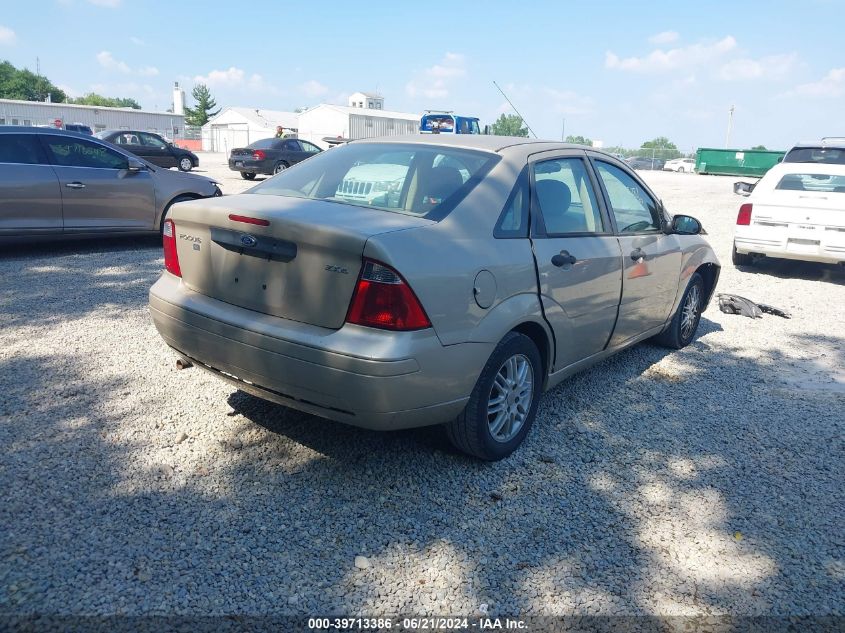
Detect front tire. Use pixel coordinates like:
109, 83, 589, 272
446, 332, 542, 461
732, 243, 753, 267
240, 172, 256, 180
178, 157, 193, 172
654, 272, 704, 349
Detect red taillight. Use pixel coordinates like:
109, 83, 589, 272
737, 203, 753, 226
162, 219, 181, 277
346, 260, 431, 331
252, 149, 266, 160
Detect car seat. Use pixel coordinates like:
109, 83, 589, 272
535, 180, 587, 233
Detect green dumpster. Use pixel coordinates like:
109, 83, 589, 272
695, 148, 786, 177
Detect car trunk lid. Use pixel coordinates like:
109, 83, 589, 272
169, 195, 433, 329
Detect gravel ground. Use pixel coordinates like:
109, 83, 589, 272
1, 158, 843, 619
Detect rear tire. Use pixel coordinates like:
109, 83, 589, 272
178, 157, 193, 172
654, 272, 704, 349
732, 243, 753, 267
446, 332, 542, 461
273, 162, 288, 175
241, 172, 256, 180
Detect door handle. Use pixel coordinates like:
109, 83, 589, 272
65, 182, 86, 189
630, 248, 647, 261
551, 250, 577, 267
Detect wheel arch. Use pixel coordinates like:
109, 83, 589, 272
511, 321, 552, 387
695, 262, 721, 310
157, 193, 202, 232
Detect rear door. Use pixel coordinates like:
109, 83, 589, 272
39, 134, 157, 231
589, 156, 682, 346
138, 132, 176, 168
0, 133, 63, 236
529, 151, 623, 369
281, 139, 310, 165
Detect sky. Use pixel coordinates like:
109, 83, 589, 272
1, 0, 843, 150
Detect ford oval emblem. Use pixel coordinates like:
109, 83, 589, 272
240, 234, 257, 247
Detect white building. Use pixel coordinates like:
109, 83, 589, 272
201, 107, 299, 152
348, 92, 384, 110
297, 104, 419, 148
0, 98, 186, 137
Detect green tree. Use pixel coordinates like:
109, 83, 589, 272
184, 84, 220, 127
641, 136, 681, 160
489, 114, 528, 137
68, 93, 141, 109
750, 145, 767, 151
565, 135, 592, 146
0, 60, 66, 102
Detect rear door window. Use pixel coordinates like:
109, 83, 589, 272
532, 157, 604, 234
0, 134, 46, 165
41, 136, 129, 169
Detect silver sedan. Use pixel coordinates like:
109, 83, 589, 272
150, 135, 720, 460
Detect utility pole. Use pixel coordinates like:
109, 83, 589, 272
36, 57, 40, 76
561, 118, 565, 141
725, 105, 735, 149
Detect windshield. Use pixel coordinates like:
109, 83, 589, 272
249, 142, 499, 218
784, 147, 845, 165
776, 173, 845, 193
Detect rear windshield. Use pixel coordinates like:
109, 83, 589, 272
249, 142, 499, 219
783, 147, 845, 165
776, 173, 845, 193
249, 138, 282, 149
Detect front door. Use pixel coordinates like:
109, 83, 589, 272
529, 152, 623, 370
138, 132, 176, 168
0, 133, 63, 236
590, 157, 682, 346
39, 134, 157, 231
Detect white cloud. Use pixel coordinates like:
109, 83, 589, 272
716, 53, 797, 81
788, 67, 845, 97
96, 50, 130, 73
649, 30, 679, 45
194, 66, 245, 87
406, 52, 467, 100
297, 79, 329, 98
542, 87, 595, 116
0, 25, 16, 46
87, 0, 121, 7
138, 66, 159, 77
605, 36, 737, 73
129, 36, 144, 46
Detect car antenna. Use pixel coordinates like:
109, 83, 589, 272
493, 80, 537, 138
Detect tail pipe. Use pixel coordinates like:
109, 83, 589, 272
175, 357, 194, 370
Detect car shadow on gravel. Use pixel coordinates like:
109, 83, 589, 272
734, 259, 845, 286
3, 298, 842, 617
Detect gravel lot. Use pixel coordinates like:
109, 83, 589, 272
1, 155, 843, 619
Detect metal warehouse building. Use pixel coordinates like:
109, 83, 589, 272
296, 104, 419, 148
201, 107, 299, 153
0, 98, 186, 138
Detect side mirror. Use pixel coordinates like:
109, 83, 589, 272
126, 158, 146, 173
670, 214, 702, 235
733, 181, 755, 197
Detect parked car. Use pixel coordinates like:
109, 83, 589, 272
151, 136, 719, 460
783, 138, 845, 165
0, 127, 220, 243
627, 156, 665, 170
732, 161, 845, 266
95, 130, 199, 171
228, 137, 323, 179
664, 158, 696, 173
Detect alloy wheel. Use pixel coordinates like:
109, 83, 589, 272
487, 354, 534, 443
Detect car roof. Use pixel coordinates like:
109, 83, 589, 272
0, 125, 94, 139
98, 129, 157, 136
351, 134, 624, 159
789, 138, 845, 150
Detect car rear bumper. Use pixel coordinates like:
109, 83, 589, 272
228, 158, 272, 174
149, 273, 490, 430
735, 227, 845, 264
